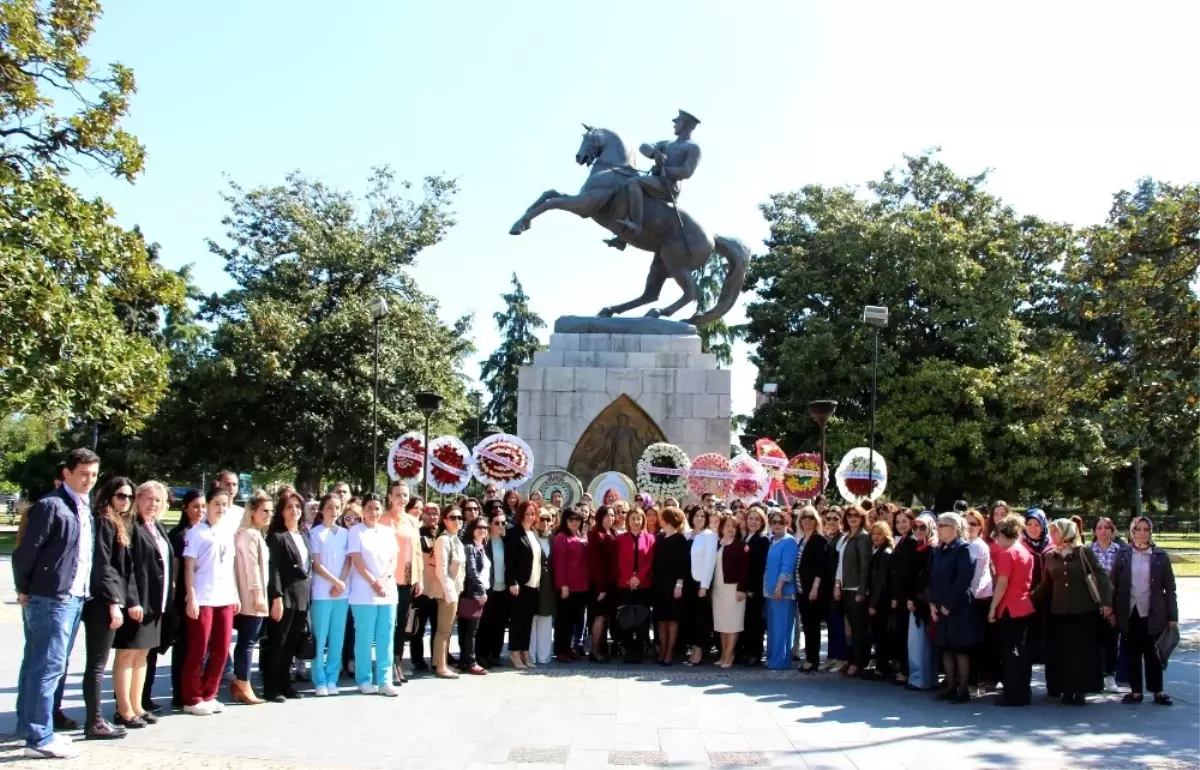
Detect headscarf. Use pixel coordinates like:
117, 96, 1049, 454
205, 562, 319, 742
914, 512, 937, 552
636, 492, 654, 511
1129, 515, 1155, 551
1022, 508, 1048, 552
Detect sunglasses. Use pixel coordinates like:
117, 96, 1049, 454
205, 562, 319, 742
539, 516, 554, 522
490, 519, 505, 526
113, 493, 133, 501
823, 516, 840, 522
445, 514, 462, 521
464, 506, 480, 512
770, 519, 784, 525
914, 524, 928, 531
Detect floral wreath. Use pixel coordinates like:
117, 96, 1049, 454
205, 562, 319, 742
835, 447, 888, 504
730, 453, 769, 504
425, 435, 474, 495
530, 470, 584, 508
783, 452, 828, 500
636, 442, 690, 500
688, 452, 734, 498
386, 432, 426, 482
471, 433, 534, 490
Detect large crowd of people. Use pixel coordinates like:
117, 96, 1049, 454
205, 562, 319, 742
12, 448, 1181, 759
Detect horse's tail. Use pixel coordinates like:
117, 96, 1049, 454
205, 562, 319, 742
689, 235, 750, 326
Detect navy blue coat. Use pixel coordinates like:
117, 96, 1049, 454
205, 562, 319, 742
12, 487, 93, 599
927, 538, 981, 649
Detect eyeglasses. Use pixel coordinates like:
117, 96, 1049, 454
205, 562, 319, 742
113, 493, 133, 501
539, 516, 554, 522
464, 506, 480, 512
823, 516, 840, 522
914, 524, 928, 531
445, 515, 462, 521
769, 519, 784, 526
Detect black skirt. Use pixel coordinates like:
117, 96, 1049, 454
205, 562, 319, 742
589, 588, 615, 619
1045, 612, 1103, 696
113, 612, 162, 650
652, 582, 681, 623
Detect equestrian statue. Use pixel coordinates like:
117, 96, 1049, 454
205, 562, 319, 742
509, 110, 749, 325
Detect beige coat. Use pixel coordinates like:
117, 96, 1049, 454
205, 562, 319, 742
234, 527, 270, 616
429, 533, 465, 601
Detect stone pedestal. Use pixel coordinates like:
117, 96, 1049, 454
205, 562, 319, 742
516, 327, 732, 487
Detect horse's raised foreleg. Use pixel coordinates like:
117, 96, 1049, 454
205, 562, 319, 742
600, 256, 667, 317
509, 189, 563, 235
647, 258, 699, 319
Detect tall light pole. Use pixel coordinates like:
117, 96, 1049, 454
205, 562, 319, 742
862, 305, 888, 499
415, 391, 445, 502
369, 297, 389, 494
807, 400, 838, 495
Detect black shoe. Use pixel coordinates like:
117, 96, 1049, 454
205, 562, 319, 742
268, 694, 286, 704
1070, 694, 1087, 706
935, 690, 955, 701
112, 713, 146, 729
170, 699, 184, 710
282, 690, 304, 700
950, 690, 971, 704
141, 699, 163, 715
52, 710, 79, 731
85, 720, 127, 740
413, 661, 430, 671
137, 710, 159, 725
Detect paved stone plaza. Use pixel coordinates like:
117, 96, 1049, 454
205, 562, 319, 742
1, 559, 1196, 770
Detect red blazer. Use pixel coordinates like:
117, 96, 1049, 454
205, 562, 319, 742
552, 533, 589, 592
720, 537, 749, 592
588, 528, 617, 593
614, 531, 655, 590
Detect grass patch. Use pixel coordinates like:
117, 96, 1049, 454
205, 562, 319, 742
1155, 534, 1199, 550
0, 531, 14, 556
1169, 551, 1199, 578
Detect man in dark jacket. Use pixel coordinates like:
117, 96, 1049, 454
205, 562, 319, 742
12, 449, 101, 759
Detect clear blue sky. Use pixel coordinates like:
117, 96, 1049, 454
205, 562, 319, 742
79, 1, 1199, 418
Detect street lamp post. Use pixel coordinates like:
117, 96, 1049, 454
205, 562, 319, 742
862, 305, 888, 498
415, 391, 445, 502
807, 400, 838, 495
369, 297, 389, 494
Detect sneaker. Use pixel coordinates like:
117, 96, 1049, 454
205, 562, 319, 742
206, 699, 225, 714
184, 701, 215, 716
314, 686, 328, 697
326, 685, 340, 696
379, 683, 400, 697
1104, 675, 1118, 693
24, 735, 81, 759
358, 683, 378, 695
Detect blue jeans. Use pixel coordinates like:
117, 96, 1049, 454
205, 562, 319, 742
232, 615, 264, 681
826, 608, 848, 660
17, 596, 83, 748
908, 614, 939, 689
351, 603, 396, 687
311, 599, 350, 688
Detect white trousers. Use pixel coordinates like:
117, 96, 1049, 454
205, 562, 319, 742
530, 615, 554, 664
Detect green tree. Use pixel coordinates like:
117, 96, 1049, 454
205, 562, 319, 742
0, 1, 183, 429
480, 274, 544, 434
139, 169, 473, 493
0, 0, 144, 180
1058, 179, 1199, 515
744, 152, 1101, 509
0, 413, 57, 493
695, 252, 744, 368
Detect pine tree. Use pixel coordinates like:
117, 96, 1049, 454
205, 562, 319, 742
480, 274, 545, 433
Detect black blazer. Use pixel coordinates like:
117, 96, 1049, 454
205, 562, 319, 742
823, 531, 844, 602
12, 487, 92, 599
745, 532, 770, 598
126, 519, 171, 618
865, 545, 892, 610
794, 532, 828, 601
504, 526, 536, 589
90, 517, 130, 608
267, 530, 312, 612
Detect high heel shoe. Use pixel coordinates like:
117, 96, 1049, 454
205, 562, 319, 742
509, 652, 528, 670
522, 652, 535, 669
232, 679, 264, 706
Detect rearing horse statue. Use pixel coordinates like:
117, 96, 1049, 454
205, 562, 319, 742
509, 126, 749, 324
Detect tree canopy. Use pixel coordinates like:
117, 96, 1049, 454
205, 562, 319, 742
0, 1, 184, 430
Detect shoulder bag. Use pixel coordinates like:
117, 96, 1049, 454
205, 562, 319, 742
1077, 546, 1102, 606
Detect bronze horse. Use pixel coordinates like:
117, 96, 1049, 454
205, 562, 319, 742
509, 126, 748, 324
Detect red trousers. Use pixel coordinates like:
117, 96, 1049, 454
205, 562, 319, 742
182, 605, 235, 705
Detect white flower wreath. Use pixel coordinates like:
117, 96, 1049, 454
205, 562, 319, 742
636, 442, 691, 500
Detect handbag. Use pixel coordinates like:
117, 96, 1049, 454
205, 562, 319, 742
1155, 624, 1180, 670
459, 596, 484, 620
296, 619, 316, 660
405, 605, 419, 636
1077, 547, 1102, 606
